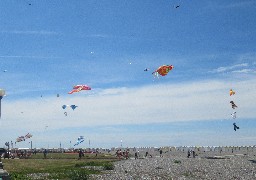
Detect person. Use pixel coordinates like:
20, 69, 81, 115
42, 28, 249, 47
135, 152, 138, 159
187, 150, 190, 158
192, 150, 195, 158
43, 149, 47, 159
24, 150, 27, 158
33, 148, 37, 155
116, 149, 122, 160
145, 151, 148, 158
125, 150, 129, 159
159, 149, 163, 157
78, 149, 84, 160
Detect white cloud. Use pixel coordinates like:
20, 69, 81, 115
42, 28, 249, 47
1, 78, 256, 129
1, 77, 256, 147
208, 1, 256, 10
221, 1, 256, 9
231, 69, 255, 74
212, 63, 248, 73
0, 55, 61, 59
0, 30, 60, 36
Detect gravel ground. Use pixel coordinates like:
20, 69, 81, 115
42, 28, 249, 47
90, 152, 256, 180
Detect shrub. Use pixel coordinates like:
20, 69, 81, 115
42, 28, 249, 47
103, 163, 114, 170
67, 170, 89, 180
174, 160, 181, 164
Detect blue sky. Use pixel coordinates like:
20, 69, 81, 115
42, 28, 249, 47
0, 0, 256, 149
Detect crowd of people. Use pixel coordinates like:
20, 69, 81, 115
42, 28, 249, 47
116, 149, 129, 160
187, 150, 196, 158
115, 149, 166, 160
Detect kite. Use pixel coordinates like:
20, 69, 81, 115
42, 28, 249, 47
144, 68, 150, 71
229, 89, 235, 96
70, 105, 78, 110
74, 136, 85, 146
16, 136, 25, 142
231, 112, 236, 119
68, 85, 91, 94
152, 65, 174, 77
233, 123, 240, 131
229, 90, 239, 131
77, 136, 84, 141
230, 101, 238, 109
62, 105, 78, 110
62, 104, 77, 116
175, 5, 180, 8
62, 105, 69, 109
25, 133, 33, 139
16, 133, 33, 142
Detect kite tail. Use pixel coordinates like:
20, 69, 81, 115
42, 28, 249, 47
68, 89, 81, 94
68, 90, 74, 94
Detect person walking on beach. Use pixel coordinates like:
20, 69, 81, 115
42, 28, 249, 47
192, 150, 195, 158
187, 150, 190, 158
160, 149, 163, 157
125, 150, 129, 159
135, 152, 138, 159
117, 149, 122, 160
145, 151, 148, 158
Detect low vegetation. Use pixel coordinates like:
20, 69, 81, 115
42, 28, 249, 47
1, 152, 117, 179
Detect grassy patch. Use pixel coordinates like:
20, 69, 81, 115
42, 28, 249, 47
183, 171, 194, 177
74, 161, 115, 170
29, 152, 115, 160
174, 160, 181, 164
2, 153, 117, 179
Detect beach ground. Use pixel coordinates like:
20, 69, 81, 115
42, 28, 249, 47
90, 150, 256, 180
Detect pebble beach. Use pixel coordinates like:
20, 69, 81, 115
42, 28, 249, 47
90, 148, 256, 180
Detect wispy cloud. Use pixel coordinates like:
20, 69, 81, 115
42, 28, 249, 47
2, 77, 256, 129
85, 34, 109, 38
231, 69, 255, 74
209, 53, 256, 75
210, 63, 250, 73
238, 53, 256, 62
209, 1, 256, 10
1, 77, 256, 148
0, 55, 61, 59
221, 1, 256, 9
0, 30, 61, 36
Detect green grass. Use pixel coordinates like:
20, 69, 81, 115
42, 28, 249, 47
74, 161, 114, 170
174, 160, 181, 164
29, 152, 116, 159
2, 153, 117, 179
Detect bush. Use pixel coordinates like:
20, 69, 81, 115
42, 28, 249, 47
75, 161, 114, 170
174, 160, 181, 164
67, 170, 89, 180
103, 163, 114, 170
10, 173, 31, 180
